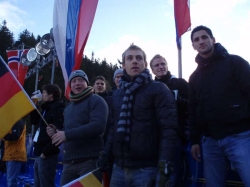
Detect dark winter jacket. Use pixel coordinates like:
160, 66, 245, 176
63, 94, 108, 162
155, 71, 189, 143
30, 99, 65, 157
189, 43, 250, 145
104, 75, 178, 168
97, 91, 113, 143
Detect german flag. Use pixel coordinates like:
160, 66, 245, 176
63, 168, 102, 187
0, 56, 35, 139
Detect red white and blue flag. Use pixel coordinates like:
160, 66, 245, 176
174, 0, 191, 49
53, 0, 99, 98
6, 49, 29, 86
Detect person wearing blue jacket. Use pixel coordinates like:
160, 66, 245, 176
48, 70, 108, 186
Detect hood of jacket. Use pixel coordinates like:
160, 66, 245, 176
195, 43, 229, 66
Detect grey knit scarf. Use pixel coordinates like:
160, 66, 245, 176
117, 68, 153, 143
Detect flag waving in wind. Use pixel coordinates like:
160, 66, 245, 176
174, 0, 191, 49
7, 49, 29, 86
0, 56, 35, 139
53, 0, 99, 98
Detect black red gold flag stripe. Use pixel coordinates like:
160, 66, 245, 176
0, 57, 35, 138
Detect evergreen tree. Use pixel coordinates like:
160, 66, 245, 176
80, 56, 120, 90
14, 29, 39, 49
0, 20, 14, 62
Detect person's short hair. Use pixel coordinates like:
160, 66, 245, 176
149, 54, 167, 68
94, 76, 106, 84
122, 44, 147, 64
42, 84, 62, 100
191, 25, 214, 42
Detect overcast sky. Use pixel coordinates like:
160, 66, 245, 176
0, 0, 249, 80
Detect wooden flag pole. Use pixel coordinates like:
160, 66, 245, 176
35, 107, 49, 127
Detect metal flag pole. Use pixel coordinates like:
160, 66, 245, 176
178, 37, 182, 78
51, 49, 55, 84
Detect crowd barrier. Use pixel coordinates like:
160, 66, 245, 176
0, 136, 245, 187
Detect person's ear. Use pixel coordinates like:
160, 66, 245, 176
212, 37, 216, 44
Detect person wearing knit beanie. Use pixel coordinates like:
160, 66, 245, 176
113, 68, 123, 89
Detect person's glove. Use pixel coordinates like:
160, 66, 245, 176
96, 151, 111, 172
155, 160, 174, 187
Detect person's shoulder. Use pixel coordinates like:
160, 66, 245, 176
189, 68, 199, 83
90, 93, 107, 103
56, 99, 66, 107
228, 54, 248, 63
147, 81, 169, 91
150, 80, 167, 86
112, 87, 124, 96
169, 77, 188, 84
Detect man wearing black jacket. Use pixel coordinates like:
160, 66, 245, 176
150, 55, 189, 187
150, 54, 189, 144
30, 84, 64, 187
98, 45, 178, 187
189, 25, 250, 187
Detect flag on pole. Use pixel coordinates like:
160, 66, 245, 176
6, 49, 29, 85
53, 0, 99, 98
63, 168, 102, 187
174, 0, 191, 49
0, 56, 36, 139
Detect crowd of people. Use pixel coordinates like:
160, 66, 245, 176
1, 25, 250, 187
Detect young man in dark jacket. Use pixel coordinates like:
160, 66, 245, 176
150, 54, 189, 187
98, 45, 179, 187
189, 25, 250, 187
150, 54, 189, 144
30, 84, 65, 187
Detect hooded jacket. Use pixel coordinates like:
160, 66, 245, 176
3, 120, 27, 162
189, 43, 250, 145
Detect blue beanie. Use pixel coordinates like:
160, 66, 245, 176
113, 68, 123, 81
69, 70, 89, 86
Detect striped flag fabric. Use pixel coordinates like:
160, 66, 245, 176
174, 0, 191, 49
63, 168, 102, 187
53, 0, 99, 98
0, 56, 36, 139
6, 49, 29, 85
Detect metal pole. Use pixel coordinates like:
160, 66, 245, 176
51, 49, 55, 84
178, 48, 182, 78
35, 56, 39, 91
178, 37, 182, 78
32, 55, 40, 137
